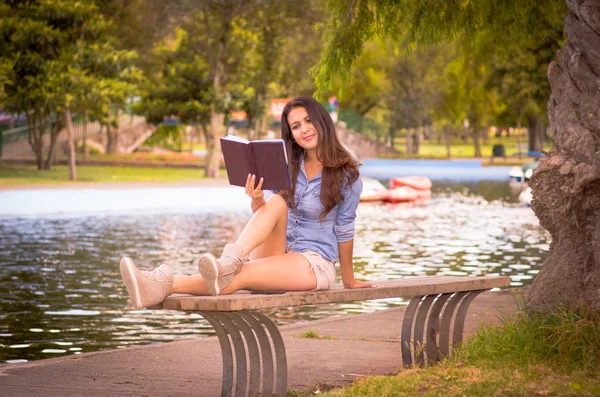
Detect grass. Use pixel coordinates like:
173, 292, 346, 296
293, 302, 600, 397
299, 330, 336, 340
0, 164, 226, 186
389, 135, 554, 160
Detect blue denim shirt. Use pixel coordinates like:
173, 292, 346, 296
275, 159, 362, 262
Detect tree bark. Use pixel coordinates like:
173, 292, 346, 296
444, 125, 452, 159
406, 128, 413, 155
206, 106, 223, 178
82, 113, 89, 158
472, 128, 481, 158
65, 108, 77, 181
526, 114, 544, 152
44, 113, 63, 170
27, 110, 44, 170
106, 109, 121, 154
413, 127, 422, 154
529, 0, 600, 313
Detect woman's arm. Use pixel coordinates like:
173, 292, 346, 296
338, 240, 373, 289
246, 174, 266, 213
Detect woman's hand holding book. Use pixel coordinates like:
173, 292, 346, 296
246, 174, 265, 212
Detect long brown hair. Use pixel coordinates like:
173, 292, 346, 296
280, 96, 359, 220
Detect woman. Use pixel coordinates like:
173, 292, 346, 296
120, 97, 373, 309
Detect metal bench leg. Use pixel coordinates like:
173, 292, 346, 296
200, 311, 287, 397
401, 289, 488, 368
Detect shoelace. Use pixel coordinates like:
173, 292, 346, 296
140, 268, 172, 284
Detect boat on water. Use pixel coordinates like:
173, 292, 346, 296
509, 160, 539, 184
360, 176, 432, 204
360, 177, 388, 202
519, 187, 533, 207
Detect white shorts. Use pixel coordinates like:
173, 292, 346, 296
291, 249, 336, 291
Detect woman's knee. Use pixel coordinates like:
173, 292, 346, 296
265, 193, 288, 216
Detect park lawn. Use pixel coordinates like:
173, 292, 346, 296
0, 164, 225, 186
391, 136, 554, 159
295, 304, 600, 397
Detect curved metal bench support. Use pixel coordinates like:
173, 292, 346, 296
199, 311, 287, 397
401, 289, 487, 367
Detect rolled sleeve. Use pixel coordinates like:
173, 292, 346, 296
334, 176, 362, 242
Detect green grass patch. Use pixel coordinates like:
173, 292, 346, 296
0, 164, 226, 186
388, 136, 553, 160
299, 330, 336, 340
299, 302, 600, 397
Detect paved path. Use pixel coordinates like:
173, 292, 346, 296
0, 289, 521, 396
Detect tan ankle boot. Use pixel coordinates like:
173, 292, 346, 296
120, 258, 173, 309
198, 243, 244, 296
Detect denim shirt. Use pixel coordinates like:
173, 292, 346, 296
279, 159, 362, 262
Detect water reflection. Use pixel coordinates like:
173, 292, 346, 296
0, 182, 549, 362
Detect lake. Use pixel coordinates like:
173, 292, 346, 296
0, 160, 548, 363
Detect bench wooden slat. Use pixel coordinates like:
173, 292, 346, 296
156, 276, 510, 312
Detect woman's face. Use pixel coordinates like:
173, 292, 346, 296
287, 106, 318, 152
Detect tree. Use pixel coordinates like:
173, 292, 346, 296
314, 0, 600, 313
494, 23, 564, 152
0, 0, 140, 169
135, 28, 213, 155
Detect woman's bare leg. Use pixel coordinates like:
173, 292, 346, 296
222, 253, 317, 293
174, 194, 289, 295
172, 274, 209, 295
236, 194, 288, 259
172, 252, 316, 295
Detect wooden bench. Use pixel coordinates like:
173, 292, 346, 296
154, 275, 510, 397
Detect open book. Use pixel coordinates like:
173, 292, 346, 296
220, 135, 292, 190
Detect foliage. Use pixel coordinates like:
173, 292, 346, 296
0, 0, 142, 167
312, 0, 566, 153
143, 124, 185, 152
313, 0, 567, 95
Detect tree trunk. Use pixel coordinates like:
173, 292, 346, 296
106, 125, 119, 154
27, 111, 44, 170
82, 113, 89, 158
529, 0, 600, 313
206, 106, 223, 178
444, 125, 452, 158
106, 109, 121, 154
482, 127, 490, 145
413, 127, 422, 154
65, 109, 77, 181
44, 113, 63, 170
406, 128, 413, 155
472, 128, 482, 158
526, 114, 544, 153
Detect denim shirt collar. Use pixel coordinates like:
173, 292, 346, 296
299, 156, 322, 182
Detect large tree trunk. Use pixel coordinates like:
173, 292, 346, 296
528, 0, 600, 313
82, 113, 89, 158
65, 108, 77, 181
472, 128, 482, 158
444, 125, 452, 159
206, 106, 223, 178
526, 114, 544, 153
106, 109, 121, 154
44, 113, 63, 170
27, 111, 44, 170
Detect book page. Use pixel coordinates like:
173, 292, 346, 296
222, 135, 249, 143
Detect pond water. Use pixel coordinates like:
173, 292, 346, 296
0, 164, 549, 363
